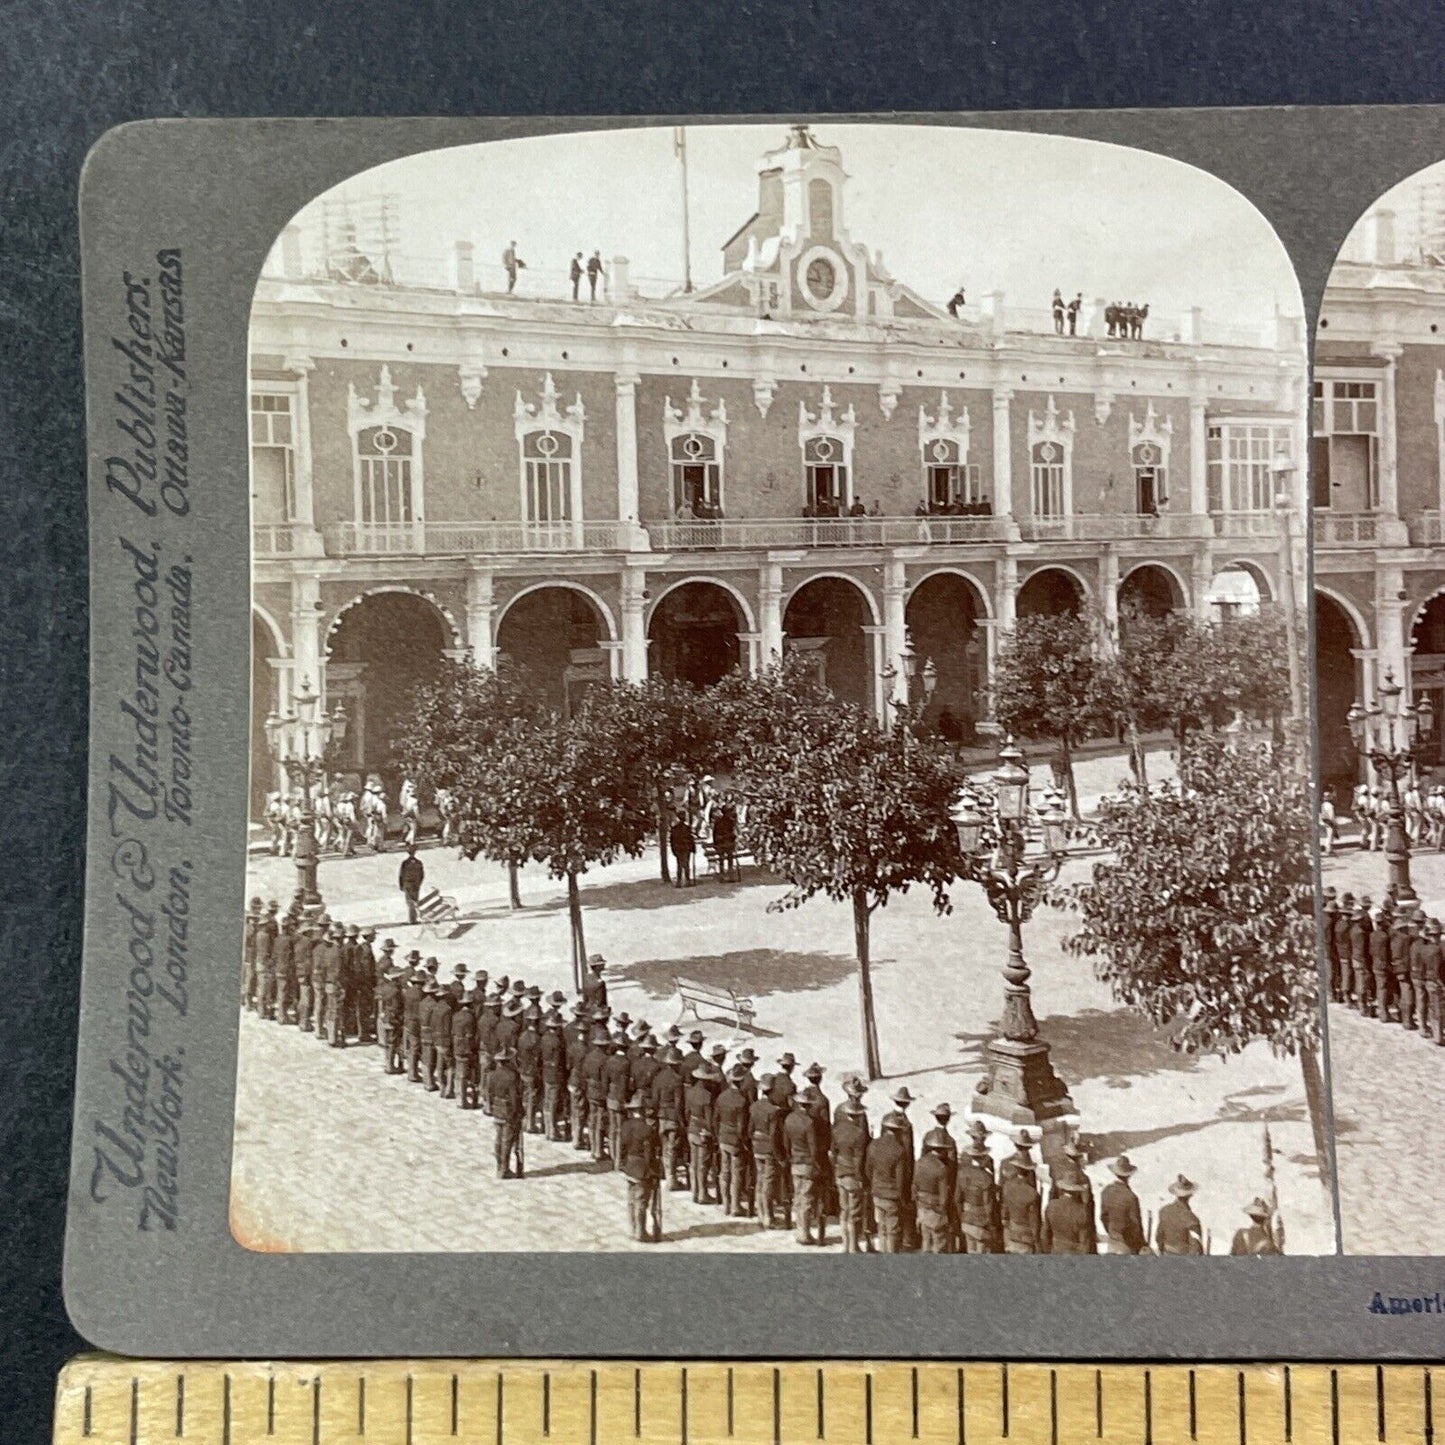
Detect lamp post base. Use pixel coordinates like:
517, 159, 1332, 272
970, 1037, 1076, 1129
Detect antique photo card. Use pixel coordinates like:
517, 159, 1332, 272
65, 110, 1445, 1361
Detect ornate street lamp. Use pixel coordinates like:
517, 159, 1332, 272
1348, 669, 1434, 906
949, 738, 1076, 1128
265, 676, 349, 914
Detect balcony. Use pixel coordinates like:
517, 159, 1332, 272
320, 520, 646, 556
1015, 513, 1212, 543
1409, 511, 1445, 547
1208, 511, 1280, 539
650, 515, 1013, 551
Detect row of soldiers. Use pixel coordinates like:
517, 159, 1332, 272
242, 894, 1284, 1254
1322, 886, 1445, 1041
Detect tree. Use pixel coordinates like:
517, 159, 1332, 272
736, 696, 962, 1079
1049, 733, 1330, 1170
992, 612, 1106, 818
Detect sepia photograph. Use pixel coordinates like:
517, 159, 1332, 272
231, 120, 1329, 1256
1314, 164, 1445, 1254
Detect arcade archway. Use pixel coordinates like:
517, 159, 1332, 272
1410, 590, 1445, 769
1017, 566, 1085, 618
1118, 563, 1185, 620
1204, 565, 1264, 617
648, 581, 746, 689
905, 571, 988, 741
784, 575, 874, 712
326, 591, 449, 780
495, 584, 610, 716
1315, 591, 1363, 788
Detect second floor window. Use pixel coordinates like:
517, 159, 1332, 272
357, 425, 414, 525
1311, 377, 1378, 511
522, 429, 574, 523
1030, 441, 1066, 518
804, 435, 848, 514
1206, 421, 1291, 512
671, 433, 722, 515
251, 392, 295, 523
923, 438, 984, 509
1132, 441, 1168, 515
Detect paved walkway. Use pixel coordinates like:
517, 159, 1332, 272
234, 780, 1333, 1255
1320, 846, 1445, 1254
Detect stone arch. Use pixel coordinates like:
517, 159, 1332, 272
906, 565, 994, 619
645, 574, 757, 635
647, 578, 751, 689
905, 569, 990, 741
324, 584, 463, 658
494, 582, 613, 716
252, 601, 290, 658
1315, 590, 1365, 789
783, 573, 876, 711
1408, 585, 1445, 770
1016, 564, 1088, 618
1118, 561, 1188, 618
1221, 558, 1275, 605
783, 570, 882, 626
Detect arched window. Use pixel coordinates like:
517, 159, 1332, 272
1030, 441, 1066, 518
670, 432, 721, 515
1132, 441, 1168, 515
804, 435, 848, 513
357, 425, 415, 524
521, 429, 575, 523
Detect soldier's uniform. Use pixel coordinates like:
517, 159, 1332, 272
516, 1013, 544, 1129
804, 1065, 836, 1223
685, 1063, 720, 1205
679, 1032, 707, 1089
865, 1116, 910, 1252
294, 920, 317, 1031
419, 981, 441, 1089
1370, 901, 1395, 1022
715, 1066, 751, 1216
323, 924, 348, 1047
1099, 1157, 1147, 1254
581, 957, 609, 1015
1154, 1175, 1204, 1255
253, 902, 279, 1015
1349, 897, 1374, 1012
1390, 913, 1416, 1027
747, 1078, 785, 1226
785, 1092, 824, 1245
831, 1099, 870, 1253
1410, 915, 1436, 1034
957, 1128, 1001, 1254
271, 916, 297, 1023
1041, 1175, 1095, 1254
488, 1048, 525, 1179
1229, 1199, 1282, 1256
652, 1046, 687, 1190
1425, 918, 1445, 1045
604, 1041, 633, 1164
541, 1017, 568, 1139
449, 987, 478, 1106
618, 1095, 657, 1242
567, 1017, 591, 1148
886, 1090, 918, 1250
435, 983, 459, 1098
478, 993, 502, 1114
377, 967, 404, 1074
913, 1133, 956, 1253
1331, 892, 1355, 1004
354, 929, 378, 1042
584, 1030, 612, 1163
1000, 1162, 1043, 1254
401, 964, 426, 1082
242, 897, 262, 1009
1320, 888, 1341, 1002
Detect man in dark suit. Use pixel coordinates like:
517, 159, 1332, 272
1041, 1174, 1095, 1254
618, 1094, 657, 1241
715, 1064, 751, 1217
401, 959, 426, 1082
913, 1132, 955, 1253
957, 1123, 1001, 1254
651, 1044, 687, 1191
1000, 1157, 1043, 1254
1154, 1174, 1205, 1255
865, 1114, 909, 1252
831, 1094, 870, 1253
685, 1061, 720, 1205
604, 1039, 633, 1164
488, 1046, 525, 1179
452, 987, 480, 1108
784, 1091, 823, 1246
398, 845, 425, 924
1099, 1155, 1148, 1254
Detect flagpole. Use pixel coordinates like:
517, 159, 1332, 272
675, 126, 694, 294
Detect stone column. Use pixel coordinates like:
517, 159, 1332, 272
1188, 391, 1209, 517
621, 567, 649, 683
863, 625, 888, 725
1375, 562, 1409, 692
883, 555, 909, 709
1373, 343, 1402, 516
601, 641, 625, 683
465, 566, 496, 669
283, 355, 325, 556
975, 618, 999, 727
760, 560, 785, 666
994, 554, 1018, 632
1190, 546, 1215, 624
1099, 550, 1120, 634
615, 371, 643, 545
737, 632, 763, 677
992, 387, 1014, 519
290, 570, 323, 696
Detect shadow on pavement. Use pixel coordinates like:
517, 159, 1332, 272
527, 872, 765, 916
618, 947, 860, 1006
526, 1158, 615, 1180
661, 1218, 782, 1244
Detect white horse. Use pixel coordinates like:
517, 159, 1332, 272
263, 792, 287, 855
399, 777, 420, 848
360, 781, 389, 851
435, 787, 459, 847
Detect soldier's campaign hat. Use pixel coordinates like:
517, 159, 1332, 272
626, 1092, 646, 1112
496, 975, 511, 991
688, 1030, 706, 1045
728, 1063, 749, 1082
1245, 1198, 1272, 1220
504, 998, 524, 1016
1058, 1173, 1087, 1193
1012, 1128, 1034, 1148
665, 1025, 683, 1040
616, 1012, 633, 1027
932, 1102, 953, 1121
736, 1048, 758, 1065
572, 1000, 589, 1013
641, 1035, 659, 1051
1063, 1136, 1087, 1160
527, 985, 543, 1001
1322, 885, 1337, 901
843, 1074, 867, 1098
891, 1086, 915, 1106
475, 969, 489, 982
922, 1127, 952, 1151
710, 1043, 728, 1060
698, 1061, 726, 1083
267, 899, 280, 912
1429, 917, 1443, 935
804, 1061, 824, 1081
381, 939, 397, 952
452, 963, 468, 977
663, 1045, 685, 1065
425, 956, 440, 973
545, 1015, 564, 1029
777, 1052, 797, 1068
363, 928, 377, 940
588, 954, 607, 969
881, 1111, 909, 1133
249, 896, 263, 909
1110, 1155, 1138, 1178
1168, 1174, 1197, 1197
967, 1119, 989, 1142
548, 990, 567, 1007
512, 980, 527, 995
590, 1027, 611, 1045
1338, 892, 1354, 907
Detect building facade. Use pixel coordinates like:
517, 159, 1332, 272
1313, 205, 1445, 785
250, 128, 1307, 812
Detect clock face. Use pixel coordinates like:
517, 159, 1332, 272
805, 256, 836, 298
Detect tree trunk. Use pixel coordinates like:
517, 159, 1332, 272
853, 888, 883, 1081
508, 860, 522, 910
568, 870, 586, 994
656, 784, 672, 884
1060, 734, 1081, 820
1299, 1043, 1332, 1188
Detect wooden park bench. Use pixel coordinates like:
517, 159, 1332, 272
698, 840, 752, 876
415, 887, 461, 937
673, 975, 756, 1033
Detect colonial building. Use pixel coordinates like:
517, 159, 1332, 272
250, 126, 1307, 813
1313, 205, 1445, 784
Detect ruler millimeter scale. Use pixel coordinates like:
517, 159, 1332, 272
54, 1359, 1440, 1445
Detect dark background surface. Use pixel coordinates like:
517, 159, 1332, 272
5, 2, 1445, 1440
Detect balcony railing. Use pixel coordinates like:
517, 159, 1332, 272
253, 524, 298, 556
1015, 513, 1212, 542
1410, 511, 1445, 546
1314, 512, 1380, 546
1209, 511, 1279, 539
650, 516, 1012, 551
321, 520, 644, 556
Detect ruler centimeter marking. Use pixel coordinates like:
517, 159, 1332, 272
54, 1359, 1445, 1444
